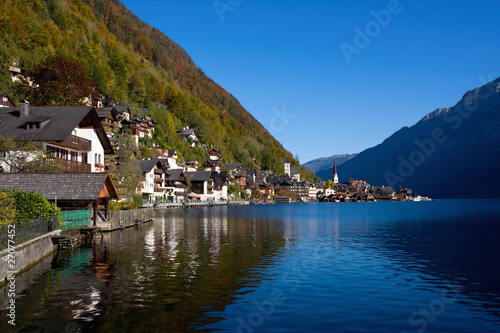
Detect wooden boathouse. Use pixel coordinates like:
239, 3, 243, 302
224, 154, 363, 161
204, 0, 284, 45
0, 172, 118, 227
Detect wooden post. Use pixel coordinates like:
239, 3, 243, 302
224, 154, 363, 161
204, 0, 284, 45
93, 202, 97, 226
105, 199, 109, 221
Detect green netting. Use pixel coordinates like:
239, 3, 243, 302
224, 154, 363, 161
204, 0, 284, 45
60, 209, 91, 230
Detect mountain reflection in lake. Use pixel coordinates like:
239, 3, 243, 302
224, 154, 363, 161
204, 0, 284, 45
1, 201, 500, 333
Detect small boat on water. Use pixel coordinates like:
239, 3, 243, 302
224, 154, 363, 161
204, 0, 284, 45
413, 195, 432, 202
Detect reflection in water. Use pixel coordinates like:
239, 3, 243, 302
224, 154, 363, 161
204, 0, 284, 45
0, 206, 287, 332
1, 201, 500, 332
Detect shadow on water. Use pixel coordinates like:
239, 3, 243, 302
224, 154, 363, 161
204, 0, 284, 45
369, 203, 500, 319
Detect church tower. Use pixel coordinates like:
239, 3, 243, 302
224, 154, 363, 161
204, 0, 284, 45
332, 159, 339, 184
284, 158, 291, 177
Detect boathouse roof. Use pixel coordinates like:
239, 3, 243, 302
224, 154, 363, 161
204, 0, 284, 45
0, 172, 118, 201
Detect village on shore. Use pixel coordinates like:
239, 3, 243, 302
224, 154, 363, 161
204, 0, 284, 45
0, 65, 419, 227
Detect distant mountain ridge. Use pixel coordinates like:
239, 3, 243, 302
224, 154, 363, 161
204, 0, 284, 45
303, 154, 357, 176
325, 77, 500, 198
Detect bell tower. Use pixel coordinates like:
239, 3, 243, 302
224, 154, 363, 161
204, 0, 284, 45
332, 159, 339, 184
284, 158, 291, 177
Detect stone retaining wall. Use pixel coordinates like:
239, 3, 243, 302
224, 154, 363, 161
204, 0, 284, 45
0, 230, 60, 283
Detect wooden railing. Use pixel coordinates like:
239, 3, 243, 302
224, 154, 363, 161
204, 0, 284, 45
61, 135, 91, 151
60, 159, 91, 172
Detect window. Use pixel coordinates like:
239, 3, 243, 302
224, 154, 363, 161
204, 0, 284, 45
82, 153, 88, 164
95, 153, 97, 163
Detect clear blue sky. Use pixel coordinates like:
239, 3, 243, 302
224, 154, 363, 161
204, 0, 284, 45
121, 0, 500, 163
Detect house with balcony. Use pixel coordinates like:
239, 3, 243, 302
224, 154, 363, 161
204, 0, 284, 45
231, 168, 247, 187
209, 147, 222, 161
114, 105, 130, 121
308, 184, 318, 200
163, 169, 188, 202
97, 107, 119, 127
0, 103, 113, 173
256, 181, 274, 199
120, 114, 154, 145
203, 159, 221, 172
138, 159, 167, 203
184, 160, 199, 172
154, 147, 180, 170
176, 127, 198, 147
185, 171, 212, 200
212, 171, 228, 201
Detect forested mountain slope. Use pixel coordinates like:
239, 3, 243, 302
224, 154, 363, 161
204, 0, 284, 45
0, 0, 315, 179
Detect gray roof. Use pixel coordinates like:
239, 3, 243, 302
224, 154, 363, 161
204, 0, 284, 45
138, 159, 162, 173
290, 167, 300, 176
0, 173, 117, 201
176, 128, 197, 136
114, 105, 130, 114
165, 169, 183, 181
102, 97, 116, 106
185, 171, 212, 182
204, 160, 220, 167
225, 162, 242, 170
0, 105, 113, 153
232, 169, 246, 177
213, 171, 228, 187
382, 187, 394, 194
97, 107, 117, 120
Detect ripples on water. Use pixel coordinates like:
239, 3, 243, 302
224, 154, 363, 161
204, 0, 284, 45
1, 200, 500, 332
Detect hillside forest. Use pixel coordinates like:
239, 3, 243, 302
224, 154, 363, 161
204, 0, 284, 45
0, 0, 317, 182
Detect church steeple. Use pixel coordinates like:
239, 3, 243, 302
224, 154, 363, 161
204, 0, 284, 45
332, 159, 339, 184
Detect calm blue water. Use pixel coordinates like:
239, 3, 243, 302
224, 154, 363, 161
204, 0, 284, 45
2, 200, 500, 332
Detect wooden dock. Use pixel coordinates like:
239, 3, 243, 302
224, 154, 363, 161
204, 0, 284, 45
78, 226, 104, 239
51, 234, 73, 250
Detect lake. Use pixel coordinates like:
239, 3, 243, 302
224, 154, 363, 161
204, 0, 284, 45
1, 200, 500, 332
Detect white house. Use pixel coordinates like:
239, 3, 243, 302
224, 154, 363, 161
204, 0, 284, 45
0, 103, 113, 173
324, 187, 336, 196
176, 126, 199, 147
138, 159, 167, 203
308, 184, 318, 199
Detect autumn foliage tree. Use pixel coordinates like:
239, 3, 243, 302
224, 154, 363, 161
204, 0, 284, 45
28, 56, 94, 106
0, 137, 65, 173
